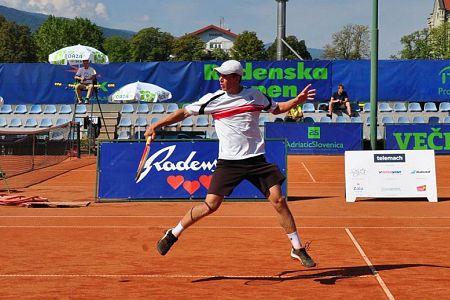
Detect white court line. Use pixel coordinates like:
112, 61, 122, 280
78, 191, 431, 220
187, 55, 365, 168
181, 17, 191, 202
345, 228, 395, 300
301, 162, 317, 183
1, 215, 450, 219
0, 225, 449, 229
0, 274, 372, 280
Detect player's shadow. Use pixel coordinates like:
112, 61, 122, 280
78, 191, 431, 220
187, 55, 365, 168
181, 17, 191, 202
191, 263, 450, 285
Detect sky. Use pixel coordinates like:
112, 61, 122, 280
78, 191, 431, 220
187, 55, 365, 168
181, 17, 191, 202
0, 0, 435, 59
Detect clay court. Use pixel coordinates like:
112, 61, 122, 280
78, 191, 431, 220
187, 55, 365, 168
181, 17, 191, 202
1, 155, 450, 299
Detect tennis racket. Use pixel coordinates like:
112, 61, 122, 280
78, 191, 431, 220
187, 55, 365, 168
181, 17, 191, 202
135, 136, 152, 182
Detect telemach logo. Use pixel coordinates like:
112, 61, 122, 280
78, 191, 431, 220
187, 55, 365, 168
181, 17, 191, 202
373, 154, 406, 163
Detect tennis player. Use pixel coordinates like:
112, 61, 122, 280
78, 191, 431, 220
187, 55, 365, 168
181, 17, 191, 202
144, 60, 316, 267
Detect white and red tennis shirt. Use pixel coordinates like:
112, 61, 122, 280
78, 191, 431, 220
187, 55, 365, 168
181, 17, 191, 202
185, 88, 278, 160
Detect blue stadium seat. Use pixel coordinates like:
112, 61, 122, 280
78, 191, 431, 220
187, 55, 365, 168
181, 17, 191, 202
439, 102, 450, 112
59, 104, 72, 114
120, 104, 134, 114
317, 102, 328, 112
166, 103, 179, 113
117, 117, 132, 127
351, 102, 361, 112
0, 104, 12, 114
13, 104, 27, 114
75, 104, 87, 114
55, 118, 69, 126
408, 102, 422, 112
29, 104, 43, 114
423, 102, 438, 112
39, 118, 53, 127
443, 116, 450, 123
303, 116, 315, 123
24, 118, 38, 128
9, 118, 22, 127
258, 116, 270, 126
136, 103, 149, 114
362, 103, 370, 113
302, 103, 315, 113
412, 116, 425, 123
428, 116, 440, 124
397, 116, 410, 124
134, 117, 148, 127
365, 116, 371, 126
180, 117, 194, 128
195, 115, 209, 127
319, 116, 332, 123
393, 103, 407, 112
151, 103, 165, 114
43, 104, 57, 114
378, 102, 392, 112
0, 117, 7, 127
117, 131, 131, 140
381, 116, 394, 124
150, 117, 161, 124
335, 115, 347, 123
351, 116, 362, 123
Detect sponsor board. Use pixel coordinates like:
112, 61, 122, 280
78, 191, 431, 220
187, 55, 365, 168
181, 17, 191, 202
97, 140, 286, 201
345, 150, 437, 202
265, 123, 362, 154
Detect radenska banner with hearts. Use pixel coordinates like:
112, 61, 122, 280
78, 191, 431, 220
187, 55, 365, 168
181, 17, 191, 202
96, 140, 286, 201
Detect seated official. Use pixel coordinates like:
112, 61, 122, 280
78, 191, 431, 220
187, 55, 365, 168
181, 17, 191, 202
327, 83, 352, 118
74, 59, 96, 104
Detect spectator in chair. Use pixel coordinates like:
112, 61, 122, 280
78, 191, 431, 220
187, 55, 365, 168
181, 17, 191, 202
327, 84, 352, 118
284, 104, 304, 122
74, 59, 96, 104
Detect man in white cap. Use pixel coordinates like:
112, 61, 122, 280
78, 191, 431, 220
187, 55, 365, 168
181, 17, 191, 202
145, 59, 317, 267
74, 59, 96, 104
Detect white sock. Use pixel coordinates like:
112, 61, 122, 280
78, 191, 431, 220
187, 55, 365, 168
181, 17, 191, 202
287, 231, 301, 250
171, 222, 184, 238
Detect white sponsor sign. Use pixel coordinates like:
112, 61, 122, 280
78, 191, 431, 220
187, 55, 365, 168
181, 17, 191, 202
345, 150, 437, 202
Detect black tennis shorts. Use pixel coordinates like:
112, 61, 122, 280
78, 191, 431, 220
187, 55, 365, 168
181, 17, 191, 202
208, 154, 286, 197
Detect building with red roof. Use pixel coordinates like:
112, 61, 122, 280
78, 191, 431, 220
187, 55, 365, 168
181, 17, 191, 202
188, 24, 238, 53
428, 0, 450, 28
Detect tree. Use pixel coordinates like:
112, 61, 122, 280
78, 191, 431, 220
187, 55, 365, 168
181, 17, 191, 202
206, 48, 230, 60
398, 28, 431, 59
267, 35, 312, 60
103, 36, 131, 62
0, 16, 36, 62
34, 16, 104, 62
130, 27, 174, 62
171, 34, 206, 61
230, 31, 267, 60
322, 24, 369, 60
428, 23, 450, 59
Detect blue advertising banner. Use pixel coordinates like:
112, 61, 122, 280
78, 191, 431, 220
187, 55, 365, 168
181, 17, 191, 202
0, 60, 331, 105
97, 140, 286, 201
332, 60, 450, 101
385, 124, 450, 154
2, 60, 450, 104
265, 122, 363, 154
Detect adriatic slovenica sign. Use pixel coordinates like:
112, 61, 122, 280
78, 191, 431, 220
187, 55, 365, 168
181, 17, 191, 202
385, 124, 450, 154
265, 123, 363, 154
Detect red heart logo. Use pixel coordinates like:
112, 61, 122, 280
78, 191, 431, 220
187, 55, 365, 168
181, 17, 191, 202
199, 175, 212, 189
167, 175, 184, 190
183, 180, 200, 194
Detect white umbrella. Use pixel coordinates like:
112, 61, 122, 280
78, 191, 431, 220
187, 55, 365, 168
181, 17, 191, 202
109, 81, 172, 103
48, 44, 109, 65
